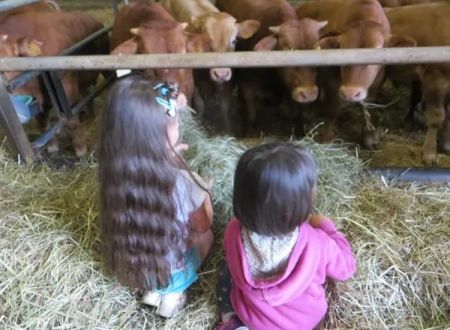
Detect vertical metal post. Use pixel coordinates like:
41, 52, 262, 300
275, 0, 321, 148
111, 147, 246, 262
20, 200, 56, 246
0, 74, 35, 162
46, 72, 71, 115
41, 73, 64, 115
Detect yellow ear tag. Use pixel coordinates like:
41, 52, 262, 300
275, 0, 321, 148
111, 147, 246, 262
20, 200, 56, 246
28, 43, 42, 56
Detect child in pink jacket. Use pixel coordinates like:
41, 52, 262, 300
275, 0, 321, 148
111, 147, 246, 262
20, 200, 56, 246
217, 143, 356, 330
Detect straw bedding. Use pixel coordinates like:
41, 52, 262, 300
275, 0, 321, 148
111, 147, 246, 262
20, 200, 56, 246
0, 109, 449, 329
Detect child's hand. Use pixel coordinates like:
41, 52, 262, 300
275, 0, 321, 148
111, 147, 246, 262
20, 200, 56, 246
205, 177, 214, 191
309, 214, 327, 228
173, 143, 189, 154
189, 194, 213, 232
176, 93, 188, 111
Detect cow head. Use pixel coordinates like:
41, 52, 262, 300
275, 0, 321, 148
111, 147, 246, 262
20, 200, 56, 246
191, 12, 260, 83
111, 21, 195, 103
0, 34, 43, 80
254, 18, 327, 103
314, 21, 416, 102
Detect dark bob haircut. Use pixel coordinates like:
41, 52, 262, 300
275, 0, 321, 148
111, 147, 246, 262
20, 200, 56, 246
233, 142, 318, 236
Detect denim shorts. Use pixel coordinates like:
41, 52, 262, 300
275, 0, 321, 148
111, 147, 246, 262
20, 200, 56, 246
156, 247, 201, 294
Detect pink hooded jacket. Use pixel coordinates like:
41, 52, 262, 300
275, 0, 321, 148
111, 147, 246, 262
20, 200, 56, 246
224, 218, 356, 330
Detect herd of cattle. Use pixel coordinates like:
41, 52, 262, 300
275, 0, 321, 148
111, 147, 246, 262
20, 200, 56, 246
0, 0, 449, 165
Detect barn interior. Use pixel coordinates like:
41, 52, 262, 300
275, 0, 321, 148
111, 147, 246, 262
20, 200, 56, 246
0, 0, 449, 329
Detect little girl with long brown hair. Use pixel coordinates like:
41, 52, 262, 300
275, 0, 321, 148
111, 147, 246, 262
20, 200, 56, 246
99, 74, 213, 318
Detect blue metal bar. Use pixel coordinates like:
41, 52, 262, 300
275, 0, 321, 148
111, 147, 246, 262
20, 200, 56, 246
370, 167, 450, 183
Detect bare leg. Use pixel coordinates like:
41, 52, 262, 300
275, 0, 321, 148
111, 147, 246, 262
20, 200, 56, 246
142, 230, 213, 317
191, 229, 213, 263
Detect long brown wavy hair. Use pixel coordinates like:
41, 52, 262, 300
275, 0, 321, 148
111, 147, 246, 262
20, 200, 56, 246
99, 75, 186, 291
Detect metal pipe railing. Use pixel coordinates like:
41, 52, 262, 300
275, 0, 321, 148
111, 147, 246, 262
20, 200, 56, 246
370, 167, 450, 183
1, 47, 450, 72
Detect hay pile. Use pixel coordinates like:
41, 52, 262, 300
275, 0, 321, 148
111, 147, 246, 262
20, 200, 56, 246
327, 182, 450, 329
0, 111, 449, 329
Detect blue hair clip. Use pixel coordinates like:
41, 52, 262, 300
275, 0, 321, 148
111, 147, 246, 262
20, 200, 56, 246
153, 82, 179, 117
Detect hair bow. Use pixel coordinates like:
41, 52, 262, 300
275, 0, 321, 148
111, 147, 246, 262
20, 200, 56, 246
153, 82, 179, 117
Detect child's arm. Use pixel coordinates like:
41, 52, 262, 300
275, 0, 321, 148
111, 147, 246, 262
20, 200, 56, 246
310, 214, 356, 281
189, 193, 213, 233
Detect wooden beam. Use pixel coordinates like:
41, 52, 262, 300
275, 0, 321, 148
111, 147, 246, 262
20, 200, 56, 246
0, 47, 450, 71
0, 75, 35, 163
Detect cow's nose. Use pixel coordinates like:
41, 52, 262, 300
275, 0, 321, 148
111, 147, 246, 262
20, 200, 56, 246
210, 68, 232, 83
291, 86, 319, 103
340, 86, 367, 102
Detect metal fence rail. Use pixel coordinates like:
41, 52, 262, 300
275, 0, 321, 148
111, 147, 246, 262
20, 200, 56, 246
1, 47, 450, 72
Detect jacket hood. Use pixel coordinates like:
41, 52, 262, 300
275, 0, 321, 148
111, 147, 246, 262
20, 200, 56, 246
225, 219, 322, 306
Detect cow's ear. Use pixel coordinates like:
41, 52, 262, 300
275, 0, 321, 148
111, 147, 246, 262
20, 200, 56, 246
179, 22, 189, 31
387, 35, 416, 47
268, 25, 281, 35
313, 35, 341, 50
17, 37, 43, 56
254, 35, 277, 51
130, 27, 140, 36
238, 19, 260, 39
111, 38, 138, 55
316, 20, 328, 31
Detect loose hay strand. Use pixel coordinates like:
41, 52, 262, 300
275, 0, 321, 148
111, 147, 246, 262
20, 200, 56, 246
0, 111, 449, 329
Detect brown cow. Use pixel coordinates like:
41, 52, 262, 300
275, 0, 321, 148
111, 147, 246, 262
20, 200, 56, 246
0, 10, 106, 156
296, 0, 414, 147
217, 0, 327, 135
385, 3, 450, 164
161, 0, 260, 132
161, 0, 260, 83
110, 1, 211, 106
0, 0, 59, 77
